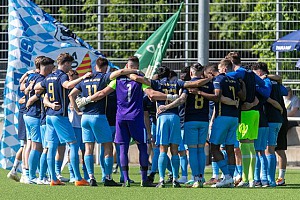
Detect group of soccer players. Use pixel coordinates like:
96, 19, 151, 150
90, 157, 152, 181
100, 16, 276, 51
6, 51, 289, 188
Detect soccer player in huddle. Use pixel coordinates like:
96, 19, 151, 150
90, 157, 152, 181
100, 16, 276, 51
24, 57, 55, 183
206, 63, 246, 188
69, 57, 139, 186
77, 56, 176, 187
35, 53, 92, 186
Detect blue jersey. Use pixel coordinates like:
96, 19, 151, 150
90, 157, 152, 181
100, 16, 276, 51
24, 72, 39, 114
150, 78, 185, 116
214, 73, 240, 117
26, 74, 46, 118
143, 95, 157, 125
265, 81, 284, 123
75, 72, 111, 115
40, 94, 46, 125
40, 69, 69, 116
105, 90, 117, 126
184, 78, 214, 122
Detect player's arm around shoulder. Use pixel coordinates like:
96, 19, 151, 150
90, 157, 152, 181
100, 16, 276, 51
158, 92, 188, 114
109, 68, 140, 80
62, 72, 92, 89
68, 87, 82, 114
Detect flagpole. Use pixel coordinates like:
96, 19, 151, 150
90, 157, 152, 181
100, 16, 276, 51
185, 0, 189, 67
198, 0, 209, 66
98, 0, 102, 52
276, 0, 282, 75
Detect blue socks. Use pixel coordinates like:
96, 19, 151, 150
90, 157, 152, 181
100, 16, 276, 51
99, 145, 105, 179
104, 157, 113, 178
217, 159, 229, 176
188, 147, 199, 176
84, 154, 94, 177
260, 155, 268, 182
158, 152, 168, 180
69, 143, 82, 181
39, 152, 48, 180
171, 155, 180, 181
47, 142, 58, 181
254, 153, 261, 181
180, 155, 188, 177
228, 165, 236, 178
212, 161, 219, 178
151, 147, 160, 173
55, 160, 63, 175
267, 154, 276, 183
28, 149, 41, 180
198, 147, 206, 176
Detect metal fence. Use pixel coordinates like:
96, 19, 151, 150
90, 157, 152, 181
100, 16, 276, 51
1, 0, 300, 107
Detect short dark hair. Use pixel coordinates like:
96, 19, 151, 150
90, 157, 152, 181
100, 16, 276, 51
157, 66, 170, 79
170, 70, 178, 78
190, 63, 204, 72
128, 56, 139, 65
219, 59, 233, 71
251, 62, 269, 74
34, 56, 45, 70
57, 53, 74, 65
96, 57, 109, 68
40, 57, 55, 66
204, 64, 218, 73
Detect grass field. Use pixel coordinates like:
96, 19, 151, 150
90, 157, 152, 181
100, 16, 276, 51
1, 166, 300, 200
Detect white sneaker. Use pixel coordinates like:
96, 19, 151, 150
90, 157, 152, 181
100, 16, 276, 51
37, 178, 50, 185
178, 176, 188, 184
57, 174, 70, 182
237, 181, 249, 188
29, 178, 39, 184
69, 177, 76, 183
7, 171, 20, 182
20, 174, 26, 183
22, 176, 31, 184
212, 177, 234, 188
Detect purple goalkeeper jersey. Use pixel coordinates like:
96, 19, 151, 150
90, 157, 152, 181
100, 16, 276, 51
109, 75, 147, 120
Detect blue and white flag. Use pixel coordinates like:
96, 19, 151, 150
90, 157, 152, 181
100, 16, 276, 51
1, 0, 112, 169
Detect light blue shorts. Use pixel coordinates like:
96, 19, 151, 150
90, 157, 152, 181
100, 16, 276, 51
184, 121, 209, 145
40, 124, 48, 148
24, 115, 42, 143
81, 114, 112, 144
254, 127, 269, 151
156, 114, 181, 146
46, 115, 76, 144
267, 123, 282, 146
178, 129, 187, 151
210, 116, 238, 145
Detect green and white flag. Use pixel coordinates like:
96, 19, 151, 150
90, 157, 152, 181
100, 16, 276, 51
135, 2, 183, 78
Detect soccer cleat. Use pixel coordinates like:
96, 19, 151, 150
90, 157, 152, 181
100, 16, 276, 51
104, 179, 122, 187
212, 177, 234, 188
156, 180, 165, 188
178, 176, 188, 184
166, 174, 173, 183
57, 174, 70, 182
185, 180, 195, 188
254, 181, 262, 187
276, 178, 286, 186
204, 178, 219, 185
147, 175, 155, 183
172, 181, 181, 188
234, 177, 242, 187
89, 178, 98, 186
7, 171, 20, 182
141, 180, 156, 187
69, 178, 76, 183
122, 180, 131, 187
37, 178, 50, 185
75, 179, 89, 186
192, 180, 202, 188
50, 180, 65, 186
237, 181, 249, 188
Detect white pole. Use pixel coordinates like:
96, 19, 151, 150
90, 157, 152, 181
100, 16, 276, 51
198, 0, 209, 65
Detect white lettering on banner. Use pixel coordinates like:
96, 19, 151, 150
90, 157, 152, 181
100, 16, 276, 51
146, 45, 155, 53
276, 45, 292, 51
